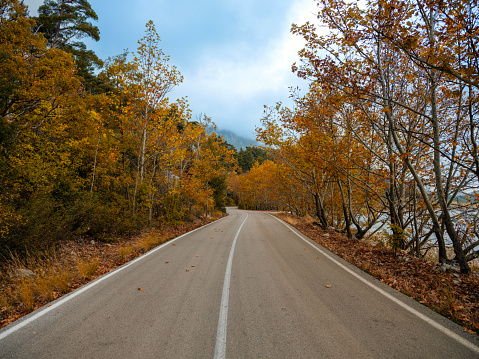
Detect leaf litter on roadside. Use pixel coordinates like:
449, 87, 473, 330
275, 213, 479, 333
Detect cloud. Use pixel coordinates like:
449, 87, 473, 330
23, 0, 43, 15
172, 0, 318, 136
22, 0, 321, 139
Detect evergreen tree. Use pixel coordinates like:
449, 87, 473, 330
237, 146, 269, 173
35, 0, 102, 91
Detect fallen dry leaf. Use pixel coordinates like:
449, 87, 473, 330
138, 288, 143, 291
172, 244, 176, 246
463, 327, 476, 334
186, 269, 189, 272
165, 261, 169, 263
191, 265, 196, 267
196, 255, 199, 257
325, 284, 332, 288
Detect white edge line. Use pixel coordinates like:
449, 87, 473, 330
214, 213, 248, 359
0, 215, 229, 341
269, 214, 479, 354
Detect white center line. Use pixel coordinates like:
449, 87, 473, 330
214, 213, 248, 359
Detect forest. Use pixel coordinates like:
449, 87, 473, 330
230, 0, 479, 274
2, 0, 479, 278
0, 0, 240, 259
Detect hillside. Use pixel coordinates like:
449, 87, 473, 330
216, 129, 260, 150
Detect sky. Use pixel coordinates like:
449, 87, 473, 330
24, 0, 318, 139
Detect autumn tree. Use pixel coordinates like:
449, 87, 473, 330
0, 8, 237, 258
258, 86, 385, 238
225, 0, 479, 273
229, 160, 295, 211
131, 21, 182, 219
0, 0, 102, 254
287, 0, 478, 272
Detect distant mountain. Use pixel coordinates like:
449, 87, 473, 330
216, 129, 261, 150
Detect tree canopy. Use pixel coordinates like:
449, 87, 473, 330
0, 0, 237, 258
231, 0, 479, 274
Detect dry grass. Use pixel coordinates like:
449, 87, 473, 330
302, 214, 316, 225
279, 213, 317, 227
364, 232, 389, 247
438, 287, 458, 314
55, 271, 72, 294
17, 278, 35, 313
118, 245, 135, 261
0, 253, 75, 316
280, 213, 302, 226
36, 273, 56, 302
77, 257, 100, 280
137, 231, 167, 252
0, 287, 14, 317
0, 249, 113, 321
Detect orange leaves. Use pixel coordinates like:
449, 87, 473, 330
230, 159, 289, 211
134, 21, 183, 106
463, 328, 476, 335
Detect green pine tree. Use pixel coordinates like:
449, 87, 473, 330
35, 0, 103, 91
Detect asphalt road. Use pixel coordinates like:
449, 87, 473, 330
1, 208, 478, 358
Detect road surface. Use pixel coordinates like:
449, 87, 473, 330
1, 208, 478, 358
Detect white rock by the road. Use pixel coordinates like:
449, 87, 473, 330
14, 268, 36, 278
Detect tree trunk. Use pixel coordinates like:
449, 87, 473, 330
140, 125, 147, 183
338, 180, 352, 239
375, 32, 449, 264
430, 70, 470, 273
314, 192, 328, 229
89, 127, 101, 203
